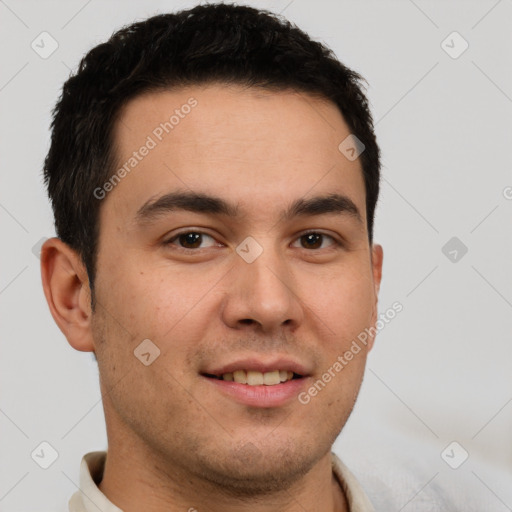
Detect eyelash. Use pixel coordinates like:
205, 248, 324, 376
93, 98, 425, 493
164, 229, 342, 252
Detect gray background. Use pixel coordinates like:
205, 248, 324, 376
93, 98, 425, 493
1, 0, 511, 510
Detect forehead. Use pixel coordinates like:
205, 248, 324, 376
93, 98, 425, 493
106, 84, 366, 223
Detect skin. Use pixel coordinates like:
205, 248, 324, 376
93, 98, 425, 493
41, 84, 383, 512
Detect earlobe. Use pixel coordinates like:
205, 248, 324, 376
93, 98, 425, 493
40, 237, 95, 352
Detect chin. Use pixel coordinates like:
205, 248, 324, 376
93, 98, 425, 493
191, 437, 324, 497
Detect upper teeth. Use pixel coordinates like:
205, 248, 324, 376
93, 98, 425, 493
222, 370, 294, 385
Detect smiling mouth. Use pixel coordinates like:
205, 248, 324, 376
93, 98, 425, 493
203, 370, 304, 386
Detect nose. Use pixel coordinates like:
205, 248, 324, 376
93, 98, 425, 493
220, 245, 304, 334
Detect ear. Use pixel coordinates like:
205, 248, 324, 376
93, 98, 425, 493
40, 237, 95, 352
367, 243, 383, 352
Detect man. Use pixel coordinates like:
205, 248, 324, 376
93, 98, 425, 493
41, 3, 383, 511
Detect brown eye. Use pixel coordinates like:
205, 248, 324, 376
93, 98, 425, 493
166, 232, 218, 250
294, 232, 337, 250
301, 233, 322, 249
178, 232, 202, 248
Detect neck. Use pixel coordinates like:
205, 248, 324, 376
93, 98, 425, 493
98, 435, 349, 512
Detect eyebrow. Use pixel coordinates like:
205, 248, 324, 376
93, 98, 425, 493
136, 191, 362, 224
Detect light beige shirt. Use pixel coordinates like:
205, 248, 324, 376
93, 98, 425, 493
69, 451, 375, 511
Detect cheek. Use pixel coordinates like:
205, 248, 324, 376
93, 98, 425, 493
98, 260, 218, 340
305, 264, 375, 343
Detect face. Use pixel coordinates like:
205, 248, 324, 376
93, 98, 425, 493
90, 84, 382, 493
